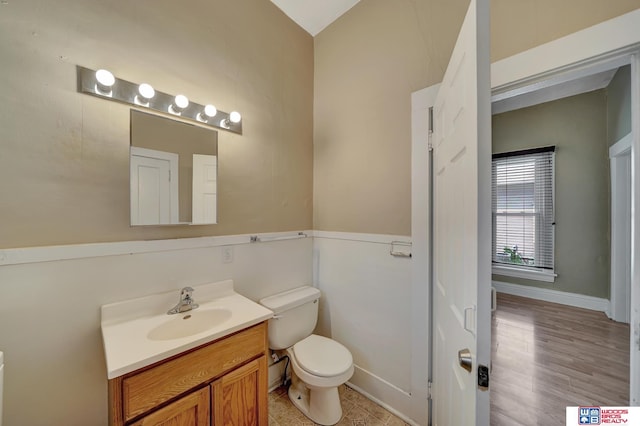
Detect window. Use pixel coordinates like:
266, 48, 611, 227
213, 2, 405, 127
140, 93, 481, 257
492, 147, 555, 281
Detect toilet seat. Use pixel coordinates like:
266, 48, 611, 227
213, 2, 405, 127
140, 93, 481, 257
293, 334, 352, 377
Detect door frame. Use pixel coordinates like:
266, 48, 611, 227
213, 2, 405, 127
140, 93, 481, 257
491, 13, 640, 406
412, 8, 640, 421
610, 133, 632, 324
191, 154, 218, 225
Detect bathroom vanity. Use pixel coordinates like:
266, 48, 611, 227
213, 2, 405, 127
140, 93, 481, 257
108, 322, 268, 425
101, 280, 273, 425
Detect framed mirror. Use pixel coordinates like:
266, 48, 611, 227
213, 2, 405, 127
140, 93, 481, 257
130, 110, 218, 226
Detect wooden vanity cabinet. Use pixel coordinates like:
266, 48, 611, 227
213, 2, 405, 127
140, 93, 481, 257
129, 386, 210, 426
109, 321, 268, 426
212, 357, 267, 425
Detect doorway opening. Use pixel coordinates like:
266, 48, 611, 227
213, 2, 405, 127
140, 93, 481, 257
489, 54, 635, 424
411, 12, 640, 425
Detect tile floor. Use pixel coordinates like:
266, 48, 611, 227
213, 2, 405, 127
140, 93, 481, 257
268, 384, 410, 426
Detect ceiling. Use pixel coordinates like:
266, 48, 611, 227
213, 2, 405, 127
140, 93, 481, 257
271, 0, 360, 36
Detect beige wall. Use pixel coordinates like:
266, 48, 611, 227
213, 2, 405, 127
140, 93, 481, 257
492, 91, 610, 298
314, 0, 640, 235
3, 0, 637, 244
0, 0, 313, 249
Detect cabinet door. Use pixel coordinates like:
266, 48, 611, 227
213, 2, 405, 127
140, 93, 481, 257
212, 356, 268, 426
130, 386, 210, 426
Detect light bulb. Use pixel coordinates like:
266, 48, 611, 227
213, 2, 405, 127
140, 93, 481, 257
138, 83, 155, 100
204, 104, 217, 117
229, 111, 241, 123
198, 104, 218, 122
95, 69, 115, 95
95, 69, 115, 87
174, 94, 189, 109
169, 94, 189, 115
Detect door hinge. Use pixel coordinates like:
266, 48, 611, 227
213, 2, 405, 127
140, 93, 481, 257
428, 107, 434, 133
428, 107, 434, 152
427, 380, 433, 399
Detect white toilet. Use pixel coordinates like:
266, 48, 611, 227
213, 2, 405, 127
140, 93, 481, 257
260, 286, 353, 426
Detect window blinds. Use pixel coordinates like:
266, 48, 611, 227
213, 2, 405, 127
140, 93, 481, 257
492, 147, 555, 270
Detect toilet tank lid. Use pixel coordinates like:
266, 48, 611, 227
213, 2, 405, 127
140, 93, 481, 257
259, 286, 320, 314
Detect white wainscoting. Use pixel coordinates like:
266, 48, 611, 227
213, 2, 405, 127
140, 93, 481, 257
0, 233, 312, 426
312, 231, 416, 423
493, 280, 611, 315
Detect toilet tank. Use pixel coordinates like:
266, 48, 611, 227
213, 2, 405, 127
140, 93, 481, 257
259, 286, 320, 350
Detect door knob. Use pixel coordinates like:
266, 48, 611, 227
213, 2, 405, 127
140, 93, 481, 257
458, 348, 472, 372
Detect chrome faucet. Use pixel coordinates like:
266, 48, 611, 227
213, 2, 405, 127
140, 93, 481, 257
168, 287, 199, 314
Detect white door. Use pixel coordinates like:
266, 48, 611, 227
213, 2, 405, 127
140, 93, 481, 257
130, 146, 179, 225
431, 0, 491, 424
192, 154, 217, 224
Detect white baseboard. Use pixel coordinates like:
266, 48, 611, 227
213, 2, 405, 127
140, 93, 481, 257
492, 280, 610, 315
346, 365, 419, 426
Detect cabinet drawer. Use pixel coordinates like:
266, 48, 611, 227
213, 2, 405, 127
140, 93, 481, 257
123, 322, 266, 421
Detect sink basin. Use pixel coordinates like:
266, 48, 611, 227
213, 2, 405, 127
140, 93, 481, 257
101, 279, 274, 379
147, 308, 232, 341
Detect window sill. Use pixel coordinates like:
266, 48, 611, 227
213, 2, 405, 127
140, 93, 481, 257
492, 264, 556, 283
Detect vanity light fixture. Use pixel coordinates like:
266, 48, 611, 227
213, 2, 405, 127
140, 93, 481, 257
198, 104, 217, 122
95, 69, 115, 95
77, 65, 242, 134
135, 83, 155, 105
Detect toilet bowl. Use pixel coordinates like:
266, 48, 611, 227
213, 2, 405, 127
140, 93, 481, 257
260, 286, 354, 425
286, 335, 354, 425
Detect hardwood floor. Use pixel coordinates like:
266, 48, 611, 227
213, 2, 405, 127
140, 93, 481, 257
491, 293, 630, 426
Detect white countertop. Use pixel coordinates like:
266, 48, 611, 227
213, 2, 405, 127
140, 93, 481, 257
101, 280, 273, 379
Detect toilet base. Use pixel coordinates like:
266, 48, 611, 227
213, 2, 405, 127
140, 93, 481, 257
288, 380, 343, 426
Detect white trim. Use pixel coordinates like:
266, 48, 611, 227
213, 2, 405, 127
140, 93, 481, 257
410, 83, 439, 426
610, 132, 633, 158
347, 365, 419, 426
493, 280, 610, 314
491, 9, 640, 91
609, 133, 632, 324
629, 51, 640, 406
492, 264, 556, 283
311, 230, 411, 245
492, 69, 617, 115
0, 230, 314, 266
